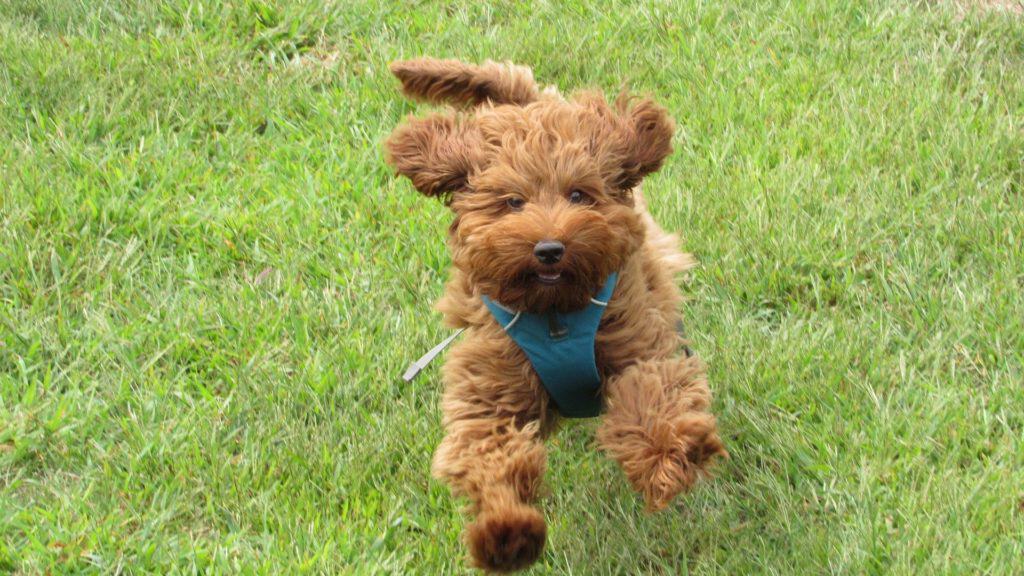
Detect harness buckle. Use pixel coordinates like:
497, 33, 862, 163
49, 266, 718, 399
547, 313, 568, 340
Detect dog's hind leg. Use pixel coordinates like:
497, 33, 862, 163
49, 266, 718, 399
596, 356, 726, 511
632, 186, 696, 277
432, 397, 548, 571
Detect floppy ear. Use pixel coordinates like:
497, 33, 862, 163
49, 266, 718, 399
390, 58, 539, 108
384, 114, 482, 200
580, 93, 675, 192
612, 96, 675, 190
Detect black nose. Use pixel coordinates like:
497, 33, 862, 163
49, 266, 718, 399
533, 240, 564, 265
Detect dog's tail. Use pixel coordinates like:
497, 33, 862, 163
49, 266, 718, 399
389, 58, 539, 108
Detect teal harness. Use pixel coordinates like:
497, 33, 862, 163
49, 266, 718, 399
401, 274, 694, 416
481, 274, 618, 418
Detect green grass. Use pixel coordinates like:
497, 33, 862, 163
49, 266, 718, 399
1, 0, 1022, 573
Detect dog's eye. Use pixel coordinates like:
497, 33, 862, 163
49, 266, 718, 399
568, 189, 592, 204
506, 197, 525, 210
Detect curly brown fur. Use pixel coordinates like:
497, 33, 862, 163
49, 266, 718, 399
385, 57, 725, 572
597, 357, 726, 511
467, 504, 547, 572
390, 58, 539, 107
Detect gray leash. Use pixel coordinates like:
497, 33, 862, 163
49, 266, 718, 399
402, 328, 465, 382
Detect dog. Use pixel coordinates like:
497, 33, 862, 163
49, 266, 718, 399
385, 58, 726, 573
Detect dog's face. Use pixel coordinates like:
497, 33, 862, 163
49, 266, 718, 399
386, 59, 674, 312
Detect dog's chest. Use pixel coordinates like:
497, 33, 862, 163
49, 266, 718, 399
483, 275, 619, 418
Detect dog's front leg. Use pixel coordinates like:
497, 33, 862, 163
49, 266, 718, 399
432, 390, 548, 572
597, 355, 726, 511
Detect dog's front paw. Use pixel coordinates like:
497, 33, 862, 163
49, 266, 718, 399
635, 413, 726, 511
466, 504, 546, 573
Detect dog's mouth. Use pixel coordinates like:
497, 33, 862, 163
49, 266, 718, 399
535, 271, 562, 285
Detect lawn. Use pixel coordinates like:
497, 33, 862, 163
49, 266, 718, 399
1, 0, 1022, 573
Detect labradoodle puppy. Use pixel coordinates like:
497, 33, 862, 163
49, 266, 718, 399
385, 58, 726, 573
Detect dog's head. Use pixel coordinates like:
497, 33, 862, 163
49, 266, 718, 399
385, 58, 674, 313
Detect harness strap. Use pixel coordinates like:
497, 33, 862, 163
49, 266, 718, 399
481, 274, 618, 418
402, 275, 695, 385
